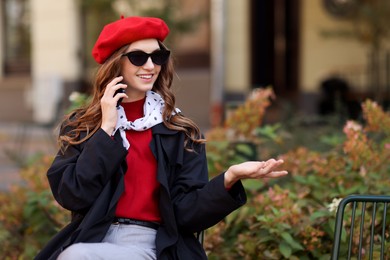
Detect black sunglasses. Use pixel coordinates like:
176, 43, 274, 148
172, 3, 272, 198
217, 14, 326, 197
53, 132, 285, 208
122, 49, 171, 66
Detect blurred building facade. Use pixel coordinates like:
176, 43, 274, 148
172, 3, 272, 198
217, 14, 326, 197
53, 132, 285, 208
0, 0, 388, 130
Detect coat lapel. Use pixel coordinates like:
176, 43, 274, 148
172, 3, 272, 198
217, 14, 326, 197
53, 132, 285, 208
150, 123, 184, 166
150, 123, 183, 257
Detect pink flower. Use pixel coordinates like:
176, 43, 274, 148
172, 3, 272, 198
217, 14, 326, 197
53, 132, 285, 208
343, 120, 362, 133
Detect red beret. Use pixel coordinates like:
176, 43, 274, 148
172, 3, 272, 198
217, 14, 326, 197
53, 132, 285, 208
92, 16, 170, 64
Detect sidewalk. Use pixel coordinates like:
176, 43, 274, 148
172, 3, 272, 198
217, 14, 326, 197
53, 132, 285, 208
0, 122, 57, 191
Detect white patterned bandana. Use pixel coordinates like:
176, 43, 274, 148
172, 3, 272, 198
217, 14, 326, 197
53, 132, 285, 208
113, 90, 179, 149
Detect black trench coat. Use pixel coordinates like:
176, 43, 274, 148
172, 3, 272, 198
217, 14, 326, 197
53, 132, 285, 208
35, 123, 247, 260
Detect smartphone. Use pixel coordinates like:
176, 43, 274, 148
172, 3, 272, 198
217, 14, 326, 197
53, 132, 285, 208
114, 82, 126, 107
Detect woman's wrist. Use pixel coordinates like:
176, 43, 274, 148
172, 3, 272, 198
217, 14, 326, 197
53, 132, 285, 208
101, 125, 115, 136
224, 167, 238, 189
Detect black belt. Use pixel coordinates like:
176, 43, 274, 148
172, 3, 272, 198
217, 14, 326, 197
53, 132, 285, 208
113, 217, 160, 230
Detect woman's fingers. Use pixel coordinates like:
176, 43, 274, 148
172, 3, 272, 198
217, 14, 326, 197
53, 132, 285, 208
263, 159, 283, 170
253, 159, 287, 178
236, 160, 287, 178
103, 76, 127, 105
263, 170, 288, 178
100, 76, 127, 135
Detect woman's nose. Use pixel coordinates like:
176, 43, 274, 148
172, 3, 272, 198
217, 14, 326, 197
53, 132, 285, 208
142, 57, 155, 69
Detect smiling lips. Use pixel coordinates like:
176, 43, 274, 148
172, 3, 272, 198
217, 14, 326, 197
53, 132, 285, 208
138, 74, 153, 80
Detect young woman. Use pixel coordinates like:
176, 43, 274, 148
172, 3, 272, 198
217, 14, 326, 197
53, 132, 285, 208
36, 16, 287, 260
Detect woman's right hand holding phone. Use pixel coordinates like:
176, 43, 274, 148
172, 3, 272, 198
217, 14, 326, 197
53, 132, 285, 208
100, 76, 127, 135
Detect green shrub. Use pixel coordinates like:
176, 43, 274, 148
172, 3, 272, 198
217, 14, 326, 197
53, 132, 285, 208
205, 97, 390, 259
0, 155, 69, 259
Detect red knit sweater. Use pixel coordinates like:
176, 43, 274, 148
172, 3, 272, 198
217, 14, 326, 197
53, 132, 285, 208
115, 98, 161, 222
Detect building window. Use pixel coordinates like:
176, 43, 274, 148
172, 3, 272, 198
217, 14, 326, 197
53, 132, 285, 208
2, 0, 31, 75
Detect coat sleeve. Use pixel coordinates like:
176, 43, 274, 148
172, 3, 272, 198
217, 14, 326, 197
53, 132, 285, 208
171, 142, 247, 233
47, 128, 128, 212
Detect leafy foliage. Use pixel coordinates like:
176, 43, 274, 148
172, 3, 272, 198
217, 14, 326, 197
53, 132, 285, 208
206, 88, 275, 178
0, 155, 69, 259
205, 96, 390, 259
66, 91, 92, 113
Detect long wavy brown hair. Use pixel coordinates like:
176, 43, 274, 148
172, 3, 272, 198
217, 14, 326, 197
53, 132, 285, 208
59, 42, 205, 152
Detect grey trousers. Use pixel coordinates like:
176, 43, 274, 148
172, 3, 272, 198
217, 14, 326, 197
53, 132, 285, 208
57, 223, 157, 260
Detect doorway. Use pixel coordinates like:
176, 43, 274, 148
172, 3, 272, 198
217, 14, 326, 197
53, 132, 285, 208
250, 0, 300, 98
